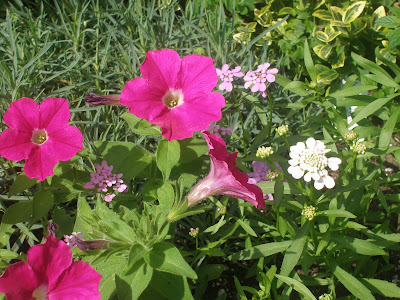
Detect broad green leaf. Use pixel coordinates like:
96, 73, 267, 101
315, 31, 330, 43
8, 174, 37, 197
116, 260, 153, 300
275, 275, 317, 300
364, 73, 400, 88
333, 264, 375, 300
317, 210, 356, 218
304, 40, 317, 83
236, 219, 257, 237
0, 249, 21, 260
121, 112, 162, 136
343, 1, 366, 24
197, 264, 224, 281
330, 6, 344, 21
156, 140, 180, 181
31, 191, 54, 223
379, 107, 400, 148
313, 44, 332, 60
74, 196, 97, 235
282, 81, 310, 97
389, 28, 400, 49
0, 223, 14, 247
331, 235, 386, 255
317, 69, 338, 84
229, 240, 291, 261
128, 244, 148, 266
178, 138, 208, 164
144, 242, 197, 279
278, 222, 310, 287
2, 201, 32, 224
349, 93, 399, 126
313, 10, 333, 21
328, 85, 377, 98
157, 182, 175, 214
258, 181, 301, 195
375, 16, 400, 28
360, 278, 400, 297
278, 7, 296, 16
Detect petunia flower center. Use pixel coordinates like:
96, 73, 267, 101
162, 89, 184, 109
32, 284, 48, 300
32, 129, 48, 145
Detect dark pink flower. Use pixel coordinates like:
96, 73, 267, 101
120, 49, 225, 141
0, 236, 102, 299
187, 131, 265, 209
0, 98, 83, 181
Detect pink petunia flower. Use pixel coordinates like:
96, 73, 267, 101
244, 63, 278, 98
187, 131, 265, 209
216, 64, 244, 92
0, 236, 102, 299
120, 49, 225, 141
0, 98, 83, 181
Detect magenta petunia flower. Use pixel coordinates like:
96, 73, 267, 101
187, 131, 265, 209
0, 98, 83, 181
120, 49, 225, 141
0, 236, 102, 299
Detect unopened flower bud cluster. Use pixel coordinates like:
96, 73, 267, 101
217, 206, 227, 215
302, 205, 317, 221
350, 140, 367, 155
189, 227, 199, 238
83, 160, 128, 202
276, 124, 289, 136
319, 294, 333, 300
256, 146, 274, 159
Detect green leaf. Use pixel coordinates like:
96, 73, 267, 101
304, 40, 317, 83
282, 81, 310, 97
157, 182, 175, 214
273, 176, 284, 206
258, 181, 301, 195
379, 107, 400, 148
236, 219, 257, 237
278, 222, 310, 287
342, 1, 366, 24
332, 264, 375, 300
121, 112, 162, 136
229, 240, 292, 261
234, 276, 248, 300
313, 10, 333, 21
128, 244, 148, 266
349, 93, 399, 127
0, 249, 21, 260
317, 69, 338, 85
328, 85, 377, 98
275, 275, 317, 300
313, 44, 332, 60
144, 242, 197, 279
360, 278, 400, 297
156, 140, 180, 181
389, 28, 400, 49
31, 190, 54, 223
375, 16, 400, 28
331, 235, 386, 256
116, 260, 153, 300
8, 174, 37, 197
197, 264, 224, 281
2, 201, 32, 224
315, 31, 330, 43
317, 209, 356, 218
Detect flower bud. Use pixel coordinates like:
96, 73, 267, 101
256, 146, 274, 159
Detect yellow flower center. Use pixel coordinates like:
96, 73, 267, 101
32, 129, 48, 145
32, 284, 48, 300
162, 89, 184, 109
304, 152, 323, 169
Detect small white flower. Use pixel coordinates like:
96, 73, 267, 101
288, 138, 341, 190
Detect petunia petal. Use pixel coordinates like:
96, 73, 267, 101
39, 98, 71, 132
3, 98, 39, 132
0, 261, 37, 299
28, 236, 73, 291
0, 128, 34, 161
48, 261, 102, 299
24, 144, 59, 181
48, 126, 83, 161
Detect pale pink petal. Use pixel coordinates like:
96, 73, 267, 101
0, 261, 37, 299
221, 64, 229, 72
177, 54, 218, 101
120, 78, 168, 122
225, 83, 233, 92
0, 128, 34, 161
48, 126, 83, 161
28, 236, 72, 290
39, 98, 71, 132
48, 261, 102, 299
266, 73, 275, 82
24, 144, 59, 181
265, 194, 274, 201
3, 98, 39, 132
140, 49, 181, 93
244, 81, 252, 89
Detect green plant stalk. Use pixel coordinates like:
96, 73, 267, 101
233, 91, 248, 156
267, 91, 274, 145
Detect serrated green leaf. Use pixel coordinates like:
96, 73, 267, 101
229, 240, 292, 261
388, 28, 400, 49
275, 275, 317, 300
144, 242, 197, 279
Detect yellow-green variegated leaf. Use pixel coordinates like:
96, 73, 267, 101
313, 44, 332, 60
330, 20, 350, 28
316, 31, 330, 43
313, 9, 333, 21
372, 6, 386, 31
255, 6, 272, 27
343, 1, 366, 24
278, 7, 296, 16
352, 18, 368, 35
317, 69, 339, 84
330, 6, 344, 21
332, 52, 346, 68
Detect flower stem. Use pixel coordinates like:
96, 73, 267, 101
267, 92, 274, 145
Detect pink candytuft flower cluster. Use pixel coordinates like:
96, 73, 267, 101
121, 49, 225, 141
0, 98, 83, 181
187, 131, 265, 209
0, 236, 102, 299
216, 64, 244, 92
208, 123, 233, 138
244, 63, 278, 98
64, 232, 84, 249
83, 160, 128, 202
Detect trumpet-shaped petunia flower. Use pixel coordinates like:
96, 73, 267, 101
187, 131, 265, 209
0, 98, 83, 181
0, 236, 102, 300
120, 49, 225, 141
288, 138, 342, 190
216, 64, 244, 92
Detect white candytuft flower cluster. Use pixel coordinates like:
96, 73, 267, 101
288, 138, 342, 190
